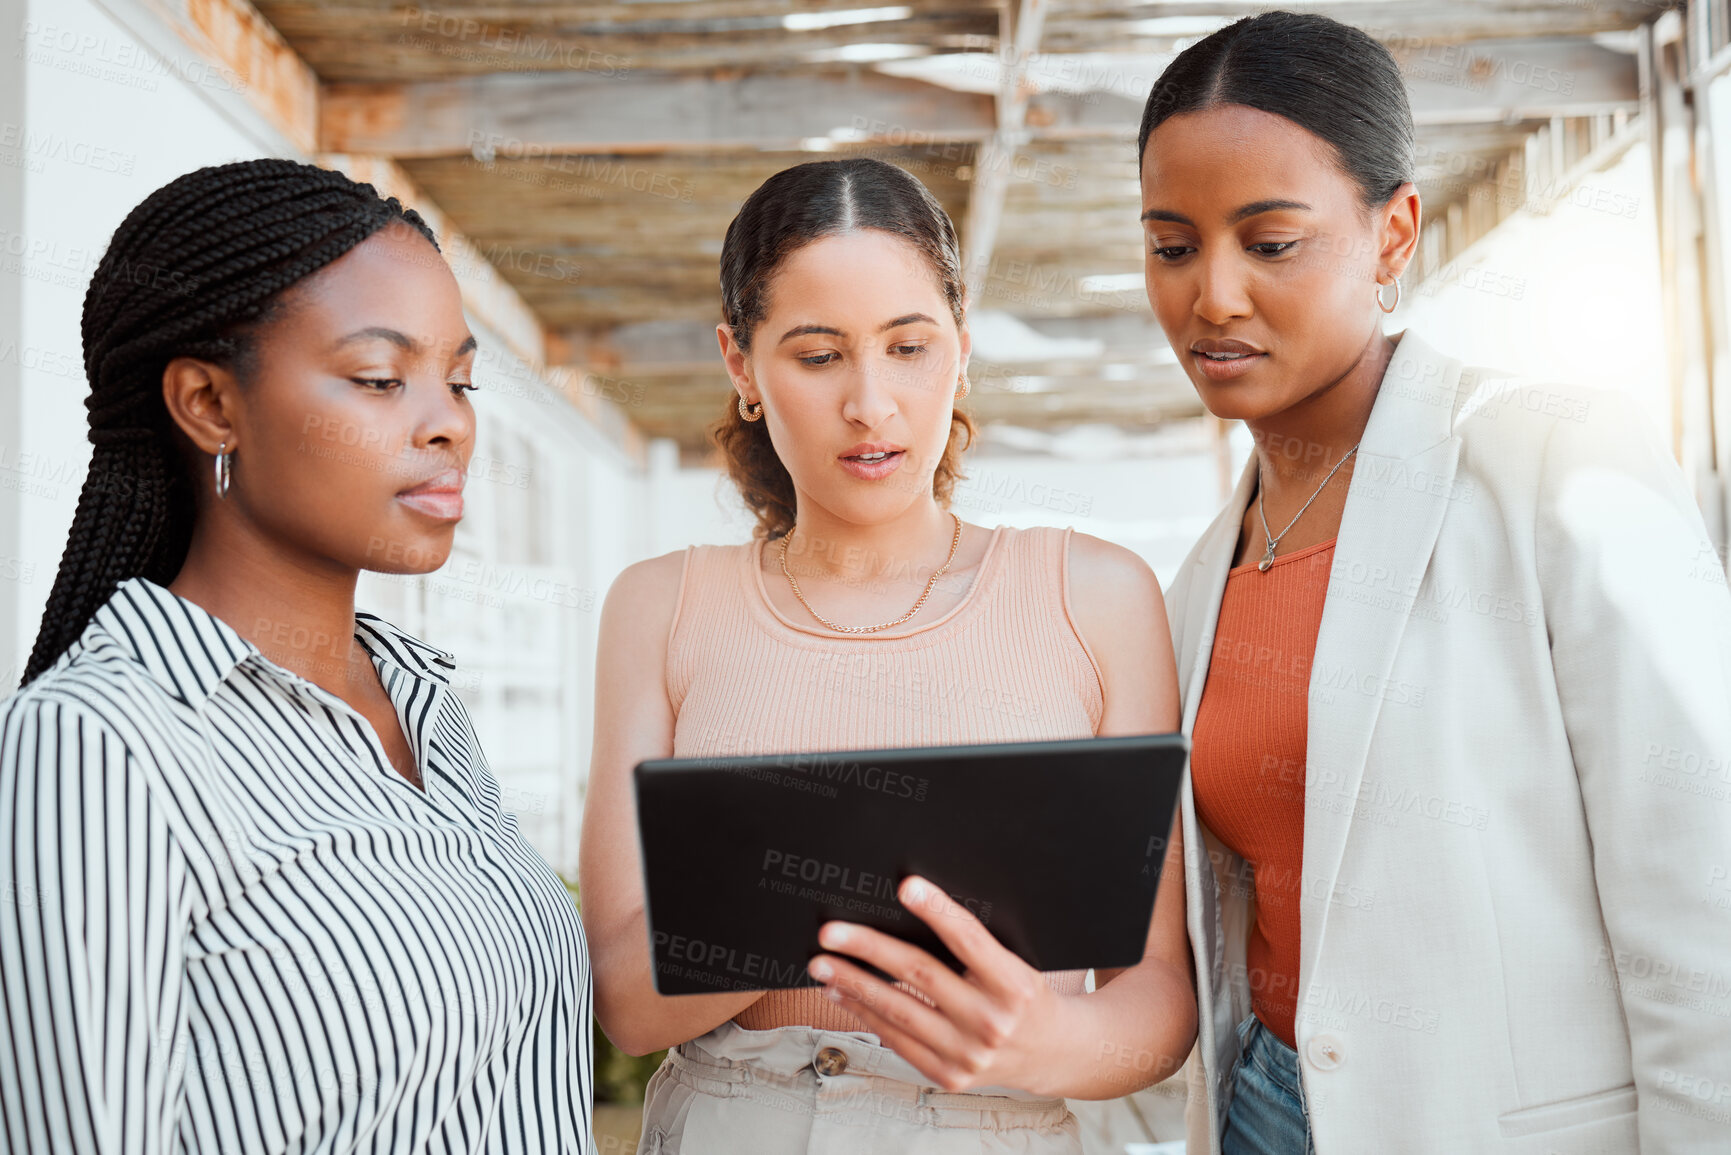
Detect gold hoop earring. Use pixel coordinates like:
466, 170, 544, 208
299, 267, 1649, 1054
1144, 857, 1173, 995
956, 373, 970, 399
1376, 277, 1402, 314
737, 395, 764, 422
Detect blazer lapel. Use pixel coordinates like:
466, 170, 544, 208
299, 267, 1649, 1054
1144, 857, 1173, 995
1177, 456, 1260, 730
1299, 332, 1463, 982
1175, 452, 1258, 1145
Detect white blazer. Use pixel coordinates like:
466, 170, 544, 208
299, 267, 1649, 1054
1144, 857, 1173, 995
1168, 331, 1731, 1153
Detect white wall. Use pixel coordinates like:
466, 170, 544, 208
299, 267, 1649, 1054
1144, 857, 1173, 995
0, 0, 26, 689
8, 0, 273, 679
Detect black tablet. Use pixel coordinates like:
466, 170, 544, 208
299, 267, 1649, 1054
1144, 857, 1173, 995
634, 733, 1188, 995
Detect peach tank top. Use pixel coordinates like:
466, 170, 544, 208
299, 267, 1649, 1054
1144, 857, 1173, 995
667, 524, 1106, 1031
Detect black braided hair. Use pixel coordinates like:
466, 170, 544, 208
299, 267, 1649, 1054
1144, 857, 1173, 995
21, 158, 439, 687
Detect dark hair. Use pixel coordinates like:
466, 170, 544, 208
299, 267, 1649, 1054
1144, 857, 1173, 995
714, 157, 973, 539
21, 158, 439, 686
1137, 11, 1414, 209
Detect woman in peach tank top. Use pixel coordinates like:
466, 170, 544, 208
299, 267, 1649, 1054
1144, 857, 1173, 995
579, 157, 1196, 1154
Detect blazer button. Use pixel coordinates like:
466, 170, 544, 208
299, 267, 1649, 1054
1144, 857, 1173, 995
814, 1046, 849, 1076
1305, 1036, 1344, 1071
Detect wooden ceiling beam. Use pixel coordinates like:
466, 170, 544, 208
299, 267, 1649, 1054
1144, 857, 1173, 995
1398, 38, 1641, 126
962, 0, 1049, 301
321, 37, 1636, 159
257, 1, 999, 81
1044, 1, 1662, 45
322, 69, 997, 156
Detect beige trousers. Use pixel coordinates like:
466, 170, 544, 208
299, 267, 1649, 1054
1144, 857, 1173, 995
637, 1021, 1083, 1155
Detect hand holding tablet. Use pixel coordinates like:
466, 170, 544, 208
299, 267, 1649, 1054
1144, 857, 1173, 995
805, 872, 1081, 1093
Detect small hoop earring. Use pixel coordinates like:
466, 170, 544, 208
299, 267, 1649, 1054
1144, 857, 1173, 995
737, 395, 764, 422
214, 442, 232, 498
1376, 276, 1402, 314
956, 373, 970, 400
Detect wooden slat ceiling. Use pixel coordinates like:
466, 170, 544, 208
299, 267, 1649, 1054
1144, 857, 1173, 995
256, 1, 1003, 79
402, 144, 975, 328
254, 0, 1656, 454
1044, 0, 1667, 51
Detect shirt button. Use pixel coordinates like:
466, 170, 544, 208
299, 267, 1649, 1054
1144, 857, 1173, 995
1305, 1036, 1344, 1071
813, 1046, 849, 1077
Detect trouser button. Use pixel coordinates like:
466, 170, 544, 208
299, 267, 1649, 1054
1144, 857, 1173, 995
814, 1046, 849, 1076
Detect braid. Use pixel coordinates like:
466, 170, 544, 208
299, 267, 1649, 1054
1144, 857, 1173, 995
22, 159, 438, 687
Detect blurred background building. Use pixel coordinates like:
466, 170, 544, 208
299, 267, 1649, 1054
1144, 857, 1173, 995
2, 0, 1728, 1148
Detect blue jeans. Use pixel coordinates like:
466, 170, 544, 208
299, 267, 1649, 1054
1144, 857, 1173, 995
1221, 1014, 1314, 1155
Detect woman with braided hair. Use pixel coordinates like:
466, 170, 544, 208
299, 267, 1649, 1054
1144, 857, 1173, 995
0, 159, 593, 1153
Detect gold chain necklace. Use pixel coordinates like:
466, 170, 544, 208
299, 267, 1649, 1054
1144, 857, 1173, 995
778, 513, 963, 634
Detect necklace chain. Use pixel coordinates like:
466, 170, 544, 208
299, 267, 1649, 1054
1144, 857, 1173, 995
779, 513, 964, 633
1256, 444, 1359, 572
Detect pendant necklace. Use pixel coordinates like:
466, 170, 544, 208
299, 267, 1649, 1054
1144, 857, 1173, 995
1255, 445, 1359, 572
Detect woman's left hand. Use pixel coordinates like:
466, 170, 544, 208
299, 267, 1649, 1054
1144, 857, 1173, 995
806, 875, 1064, 1095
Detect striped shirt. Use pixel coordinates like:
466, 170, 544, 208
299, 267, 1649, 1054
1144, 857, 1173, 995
0, 577, 592, 1154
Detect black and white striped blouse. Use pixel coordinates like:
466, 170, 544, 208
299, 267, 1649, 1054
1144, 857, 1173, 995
0, 577, 592, 1154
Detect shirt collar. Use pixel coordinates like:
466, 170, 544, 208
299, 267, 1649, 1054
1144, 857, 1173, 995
90, 577, 453, 707
353, 612, 456, 687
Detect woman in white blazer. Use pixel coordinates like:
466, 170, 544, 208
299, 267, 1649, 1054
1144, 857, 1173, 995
1136, 12, 1731, 1154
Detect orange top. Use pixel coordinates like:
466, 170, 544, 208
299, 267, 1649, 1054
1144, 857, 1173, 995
1190, 536, 1336, 1049
667, 525, 1104, 1031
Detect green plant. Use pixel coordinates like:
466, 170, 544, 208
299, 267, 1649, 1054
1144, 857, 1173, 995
593, 1021, 667, 1104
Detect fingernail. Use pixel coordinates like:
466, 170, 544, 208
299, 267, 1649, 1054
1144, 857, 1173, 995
809, 959, 832, 982
905, 879, 926, 903
820, 924, 850, 948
